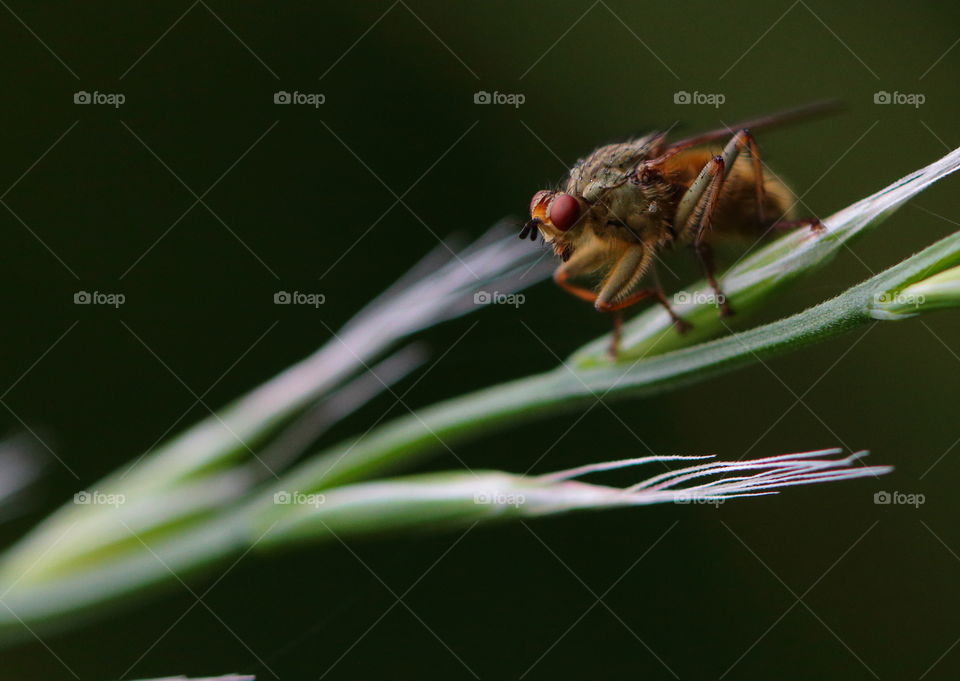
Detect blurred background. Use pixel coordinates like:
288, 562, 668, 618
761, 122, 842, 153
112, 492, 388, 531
2, 1, 960, 678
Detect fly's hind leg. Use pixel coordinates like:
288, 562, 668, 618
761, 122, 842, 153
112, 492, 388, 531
674, 129, 778, 318
719, 130, 826, 238
673, 129, 764, 231
719, 130, 823, 238
720, 129, 767, 224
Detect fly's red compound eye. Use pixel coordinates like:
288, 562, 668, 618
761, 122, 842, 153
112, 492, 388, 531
548, 193, 580, 232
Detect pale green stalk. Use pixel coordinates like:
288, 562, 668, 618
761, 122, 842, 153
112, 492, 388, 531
256, 450, 890, 546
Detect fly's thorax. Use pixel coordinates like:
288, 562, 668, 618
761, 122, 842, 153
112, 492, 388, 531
572, 169, 625, 203
603, 182, 649, 218
576, 182, 664, 242
566, 134, 666, 197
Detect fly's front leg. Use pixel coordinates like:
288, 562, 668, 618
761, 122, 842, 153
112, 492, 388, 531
603, 284, 692, 355
552, 244, 605, 304
595, 246, 649, 358
598, 282, 691, 358
594, 246, 693, 357
595, 246, 650, 313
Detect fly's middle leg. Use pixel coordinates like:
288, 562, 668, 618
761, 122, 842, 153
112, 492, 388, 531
675, 155, 734, 316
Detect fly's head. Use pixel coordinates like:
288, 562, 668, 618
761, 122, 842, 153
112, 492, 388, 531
519, 135, 669, 258
519, 170, 622, 261
519, 189, 589, 257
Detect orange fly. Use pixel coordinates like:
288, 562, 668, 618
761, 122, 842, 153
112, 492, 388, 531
521, 101, 838, 357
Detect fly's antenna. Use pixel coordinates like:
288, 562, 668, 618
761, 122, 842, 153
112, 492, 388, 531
519, 217, 541, 240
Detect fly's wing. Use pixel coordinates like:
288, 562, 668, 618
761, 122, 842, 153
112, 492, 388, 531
665, 99, 842, 153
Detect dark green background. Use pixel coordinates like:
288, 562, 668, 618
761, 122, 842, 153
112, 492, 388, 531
3, 1, 960, 679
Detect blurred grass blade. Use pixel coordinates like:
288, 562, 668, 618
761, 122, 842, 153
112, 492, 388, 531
0, 436, 44, 525
0, 437, 43, 503
119, 220, 549, 493
253, 343, 428, 475
0, 346, 423, 585
0, 226, 546, 597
